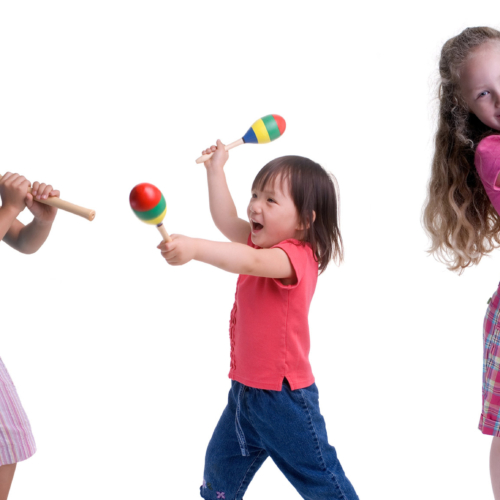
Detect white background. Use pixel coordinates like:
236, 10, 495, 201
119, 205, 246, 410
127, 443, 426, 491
0, 1, 498, 499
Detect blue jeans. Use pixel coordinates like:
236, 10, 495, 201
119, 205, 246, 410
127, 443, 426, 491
200, 380, 358, 500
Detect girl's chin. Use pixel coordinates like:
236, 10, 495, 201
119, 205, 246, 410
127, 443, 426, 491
250, 233, 268, 248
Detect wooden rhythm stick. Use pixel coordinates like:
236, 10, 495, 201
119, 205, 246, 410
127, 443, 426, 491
129, 183, 171, 242
0, 174, 95, 221
195, 114, 286, 164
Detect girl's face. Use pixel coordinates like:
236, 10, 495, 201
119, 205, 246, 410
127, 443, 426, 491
461, 40, 500, 131
247, 176, 302, 248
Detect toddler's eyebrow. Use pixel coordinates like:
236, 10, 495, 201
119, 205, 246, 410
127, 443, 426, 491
253, 186, 276, 196
262, 189, 276, 196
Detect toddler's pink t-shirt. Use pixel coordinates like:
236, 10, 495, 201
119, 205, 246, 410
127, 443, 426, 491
476, 135, 500, 214
228, 238, 318, 391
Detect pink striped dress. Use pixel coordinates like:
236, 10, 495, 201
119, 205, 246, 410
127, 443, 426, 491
0, 357, 36, 465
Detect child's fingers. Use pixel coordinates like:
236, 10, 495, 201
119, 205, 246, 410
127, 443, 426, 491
157, 240, 176, 252
165, 253, 182, 266
24, 192, 33, 207
34, 182, 46, 199
11, 175, 30, 189
37, 183, 54, 200
10, 174, 27, 185
163, 251, 178, 264
1, 172, 16, 184
202, 145, 217, 155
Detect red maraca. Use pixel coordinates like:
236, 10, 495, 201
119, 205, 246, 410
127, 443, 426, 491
130, 183, 171, 242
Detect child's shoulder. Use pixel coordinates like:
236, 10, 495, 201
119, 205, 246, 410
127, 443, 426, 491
273, 239, 317, 268
475, 135, 500, 186
476, 134, 500, 157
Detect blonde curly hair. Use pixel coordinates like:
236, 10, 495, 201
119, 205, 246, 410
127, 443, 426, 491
424, 26, 500, 272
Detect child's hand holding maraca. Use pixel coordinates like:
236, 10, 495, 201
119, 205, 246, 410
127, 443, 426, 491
195, 115, 286, 164
157, 235, 197, 266
202, 139, 229, 171
26, 181, 60, 223
0, 174, 60, 253
0, 172, 31, 217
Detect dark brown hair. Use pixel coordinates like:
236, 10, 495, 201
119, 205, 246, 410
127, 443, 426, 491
423, 27, 500, 271
252, 155, 343, 273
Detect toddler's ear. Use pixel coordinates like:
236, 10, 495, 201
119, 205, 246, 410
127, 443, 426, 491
297, 211, 316, 230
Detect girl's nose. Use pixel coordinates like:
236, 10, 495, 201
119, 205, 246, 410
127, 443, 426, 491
249, 201, 261, 214
494, 90, 500, 108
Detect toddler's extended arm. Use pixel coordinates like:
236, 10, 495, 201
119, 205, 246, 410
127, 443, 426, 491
158, 234, 296, 281
203, 140, 250, 244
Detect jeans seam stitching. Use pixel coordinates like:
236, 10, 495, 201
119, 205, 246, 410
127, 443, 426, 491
299, 388, 348, 500
235, 385, 249, 456
233, 449, 265, 499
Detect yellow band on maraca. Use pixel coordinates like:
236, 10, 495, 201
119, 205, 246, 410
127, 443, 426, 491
144, 207, 167, 225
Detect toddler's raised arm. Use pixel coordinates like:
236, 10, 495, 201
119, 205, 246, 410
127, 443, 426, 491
203, 140, 250, 244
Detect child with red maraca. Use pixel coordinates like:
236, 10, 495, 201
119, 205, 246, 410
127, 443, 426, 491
0, 172, 59, 500
158, 141, 359, 500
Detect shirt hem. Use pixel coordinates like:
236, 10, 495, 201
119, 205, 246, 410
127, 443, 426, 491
229, 372, 315, 391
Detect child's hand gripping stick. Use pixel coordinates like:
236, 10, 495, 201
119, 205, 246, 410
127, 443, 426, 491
195, 114, 286, 164
0, 173, 95, 221
129, 183, 171, 242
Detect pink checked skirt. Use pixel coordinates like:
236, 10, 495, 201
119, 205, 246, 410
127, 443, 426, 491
0, 357, 36, 465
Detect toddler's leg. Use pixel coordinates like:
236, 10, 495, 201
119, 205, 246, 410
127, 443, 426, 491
0, 464, 16, 500
246, 382, 358, 500
201, 382, 268, 500
491, 437, 500, 499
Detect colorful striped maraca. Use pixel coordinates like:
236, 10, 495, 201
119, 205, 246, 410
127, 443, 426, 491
195, 114, 286, 164
130, 183, 171, 242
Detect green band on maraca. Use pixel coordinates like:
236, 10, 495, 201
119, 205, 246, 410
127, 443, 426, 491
261, 115, 281, 142
143, 207, 167, 225
133, 194, 166, 222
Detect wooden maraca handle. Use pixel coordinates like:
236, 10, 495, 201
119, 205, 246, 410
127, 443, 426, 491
0, 174, 95, 221
34, 195, 95, 221
156, 223, 171, 242
195, 138, 244, 164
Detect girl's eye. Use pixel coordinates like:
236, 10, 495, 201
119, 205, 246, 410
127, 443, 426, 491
251, 193, 257, 198
478, 90, 490, 98
267, 198, 275, 203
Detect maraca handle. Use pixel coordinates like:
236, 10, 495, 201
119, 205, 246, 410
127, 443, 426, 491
35, 196, 95, 221
195, 138, 244, 164
157, 223, 171, 242
0, 174, 95, 221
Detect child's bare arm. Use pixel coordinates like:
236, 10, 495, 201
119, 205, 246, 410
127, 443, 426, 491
5, 217, 55, 254
0, 172, 30, 247
158, 234, 295, 280
203, 140, 250, 244
0, 207, 23, 244
1, 174, 59, 253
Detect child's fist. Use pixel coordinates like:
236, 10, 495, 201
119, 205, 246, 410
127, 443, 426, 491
157, 234, 196, 266
202, 139, 229, 171
0, 172, 31, 215
25, 181, 60, 222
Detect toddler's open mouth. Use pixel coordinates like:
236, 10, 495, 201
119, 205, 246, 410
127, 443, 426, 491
251, 221, 263, 232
